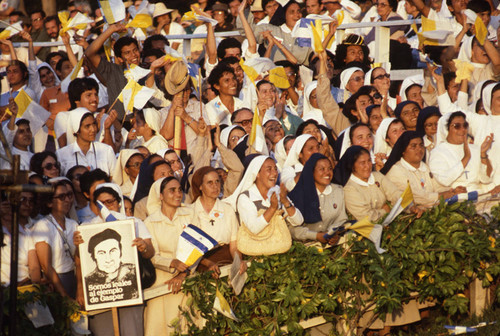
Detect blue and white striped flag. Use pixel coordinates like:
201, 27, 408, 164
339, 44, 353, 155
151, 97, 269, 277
176, 224, 218, 268
96, 200, 127, 222
446, 191, 478, 205
292, 18, 316, 48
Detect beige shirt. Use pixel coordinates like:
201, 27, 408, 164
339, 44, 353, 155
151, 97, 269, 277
386, 159, 448, 207
144, 207, 195, 277
191, 198, 238, 245
317, 73, 351, 137
344, 172, 400, 222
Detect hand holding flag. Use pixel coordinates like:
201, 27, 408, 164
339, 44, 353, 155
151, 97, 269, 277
382, 183, 414, 226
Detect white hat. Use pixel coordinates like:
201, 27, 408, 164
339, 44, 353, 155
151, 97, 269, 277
153, 2, 173, 18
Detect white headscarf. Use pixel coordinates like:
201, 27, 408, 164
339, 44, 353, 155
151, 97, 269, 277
143, 108, 162, 133
37, 62, 61, 87
340, 67, 363, 91
481, 82, 497, 115
364, 68, 375, 86
302, 81, 327, 126
339, 126, 351, 159
112, 149, 141, 188
399, 74, 424, 101
457, 35, 474, 62
274, 136, 290, 171
436, 111, 467, 145
220, 125, 240, 147
283, 134, 313, 168
66, 107, 92, 144
146, 177, 166, 215
95, 182, 126, 216
373, 117, 396, 156
223, 155, 270, 211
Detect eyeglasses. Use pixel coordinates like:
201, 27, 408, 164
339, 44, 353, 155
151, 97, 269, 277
450, 122, 469, 130
53, 192, 74, 201
235, 119, 253, 127
230, 135, 241, 142
20, 196, 35, 204
424, 122, 438, 128
43, 162, 60, 171
373, 73, 390, 80
126, 162, 142, 169
32, 17, 43, 22
100, 198, 118, 207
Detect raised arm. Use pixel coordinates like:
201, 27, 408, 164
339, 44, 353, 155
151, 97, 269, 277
407, 0, 430, 17
61, 32, 78, 67
85, 22, 126, 69
484, 39, 500, 75
238, 0, 257, 55
206, 22, 217, 65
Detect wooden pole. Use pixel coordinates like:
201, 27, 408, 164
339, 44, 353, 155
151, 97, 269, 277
174, 116, 181, 155
111, 307, 120, 336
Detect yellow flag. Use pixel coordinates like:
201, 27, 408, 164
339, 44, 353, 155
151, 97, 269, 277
70, 57, 84, 81
268, 66, 290, 89
126, 12, 152, 29
400, 183, 414, 209
454, 59, 475, 82
311, 19, 324, 53
248, 106, 261, 146
239, 59, 259, 86
6, 89, 32, 116
475, 16, 488, 45
421, 16, 436, 32
349, 216, 375, 238
58, 11, 70, 31
0, 21, 22, 40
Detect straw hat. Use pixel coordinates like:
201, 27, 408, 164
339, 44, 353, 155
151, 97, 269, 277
153, 2, 173, 18
164, 61, 190, 95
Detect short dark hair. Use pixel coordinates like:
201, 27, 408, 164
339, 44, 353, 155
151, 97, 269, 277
88, 229, 122, 261
207, 63, 235, 95
219, 56, 240, 67
93, 186, 121, 206
160, 176, 181, 193
7, 60, 28, 82
40, 179, 74, 215
46, 51, 66, 64
217, 38, 241, 60
30, 10, 46, 18
256, 79, 273, 91
349, 123, 371, 143
79, 169, 110, 199
275, 60, 298, 74
68, 77, 99, 109
467, 0, 491, 14
142, 48, 165, 60
66, 165, 88, 181
44, 15, 60, 26
114, 36, 139, 59
143, 34, 169, 51
231, 108, 253, 123
55, 57, 69, 72
15, 118, 30, 127
9, 10, 24, 17
443, 72, 457, 90
30, 151, 58, 176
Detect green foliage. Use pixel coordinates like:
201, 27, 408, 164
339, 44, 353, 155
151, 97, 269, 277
179, 201, 500, 335
2, 285, 82, 335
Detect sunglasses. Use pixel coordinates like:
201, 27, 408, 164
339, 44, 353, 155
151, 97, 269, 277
53, 192, 74, 201
450, 122, 469, 130
43, 162, 60, 171
373, 73, 390, 80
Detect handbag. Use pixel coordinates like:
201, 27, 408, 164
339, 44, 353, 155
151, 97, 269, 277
237, 209, 292, 256
137, 251, 156, 289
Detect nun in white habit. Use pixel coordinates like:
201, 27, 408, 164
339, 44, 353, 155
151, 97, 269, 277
136, 108, 169, 154
224, 155, 303, 235
429, 111, 493, 193
112, 149, 143, 197
281, 134, 320, 191
302, 81, 328, 127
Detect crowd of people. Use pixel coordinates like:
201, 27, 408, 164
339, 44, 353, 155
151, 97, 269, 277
2, 0, 500, 334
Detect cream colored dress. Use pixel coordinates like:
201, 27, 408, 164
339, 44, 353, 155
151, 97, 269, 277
143, 206, 195, 336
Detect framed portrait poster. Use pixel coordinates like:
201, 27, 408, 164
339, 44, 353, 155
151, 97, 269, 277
79, 219, 143, 310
